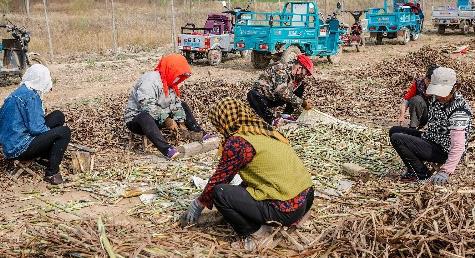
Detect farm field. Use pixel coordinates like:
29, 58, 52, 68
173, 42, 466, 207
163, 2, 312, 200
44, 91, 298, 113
0, 0, 475, 257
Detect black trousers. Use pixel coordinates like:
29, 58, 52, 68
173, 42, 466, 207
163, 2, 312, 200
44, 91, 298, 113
389, 126, 447, 179
18, 110, 71, 176
247, 86, 304, 125
212, 184, 314, 236
126, 102, 202, 155
407, 95, 428, 129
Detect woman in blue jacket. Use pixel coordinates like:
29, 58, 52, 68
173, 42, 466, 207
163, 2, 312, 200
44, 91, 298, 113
0, 64, 70, 184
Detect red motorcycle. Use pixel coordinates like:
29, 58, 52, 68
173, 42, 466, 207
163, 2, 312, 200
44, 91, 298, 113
340, 11, 365, 52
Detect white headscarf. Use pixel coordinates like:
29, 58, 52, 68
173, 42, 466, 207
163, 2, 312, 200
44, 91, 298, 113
21, 64, 53, 94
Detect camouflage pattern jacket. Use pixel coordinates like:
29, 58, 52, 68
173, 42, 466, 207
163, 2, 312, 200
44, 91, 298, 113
253, 62, 304, 108
124, 71, 186, 124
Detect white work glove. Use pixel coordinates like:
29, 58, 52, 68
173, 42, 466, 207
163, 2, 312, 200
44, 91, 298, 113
431, 171, 449, 185
180, 199, 204, 226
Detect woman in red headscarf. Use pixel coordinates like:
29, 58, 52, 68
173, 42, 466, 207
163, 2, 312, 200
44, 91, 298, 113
124, 54, 209, 159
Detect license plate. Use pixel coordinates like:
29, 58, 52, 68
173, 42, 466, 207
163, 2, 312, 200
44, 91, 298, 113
183, 38, 202, 48
184, 42, 201, 47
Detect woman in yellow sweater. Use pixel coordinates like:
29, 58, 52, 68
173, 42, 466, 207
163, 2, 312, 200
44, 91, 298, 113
181, 98, 314, 251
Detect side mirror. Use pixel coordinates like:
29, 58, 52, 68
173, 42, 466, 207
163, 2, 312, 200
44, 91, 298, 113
337, 2, 342, 10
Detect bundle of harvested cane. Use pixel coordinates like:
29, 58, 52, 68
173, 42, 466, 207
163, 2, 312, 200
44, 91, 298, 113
304, 179, 475, 257
59, 95, 130, 150
181, 80, 253, 126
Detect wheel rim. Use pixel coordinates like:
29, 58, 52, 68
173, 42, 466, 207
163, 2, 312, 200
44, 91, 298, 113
463, 25, 469, 34
209, 50, 222, 65
403, 30, 410, 44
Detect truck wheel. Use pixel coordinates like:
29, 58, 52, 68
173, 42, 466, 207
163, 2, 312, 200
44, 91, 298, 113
281, 45, 301, 63
400, 29, 410, 45
461, 23, 470, 35
375, 33, 383, 45
360, 37, 366, 47
240, 50, 250, 58
327, 47, 342, 64
208, 49, 222, 66
251, 51, 270, 69
437, 25, 446, 34
183, 51, 193, 64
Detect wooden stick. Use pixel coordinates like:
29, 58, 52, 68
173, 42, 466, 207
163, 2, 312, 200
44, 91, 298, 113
69, 143, 96, 153
111, 0, 118, 56
98, 217, 119, 258
171, 0, 177, 52
42, 0, 54, 60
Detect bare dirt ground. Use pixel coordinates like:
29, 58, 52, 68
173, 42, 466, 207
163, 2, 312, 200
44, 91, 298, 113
0, 32, 474, 257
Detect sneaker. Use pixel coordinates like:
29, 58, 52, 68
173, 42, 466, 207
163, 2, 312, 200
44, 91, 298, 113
281, 114, 298, 122
244, 225, 274, 252
202, 133, 214, 142
272, 117, 283, 127
244, 234, 274, 252
44, 173, 64, 185
166, 147, 180, 160
400, 173, 418, 183
400, 171, 430, 183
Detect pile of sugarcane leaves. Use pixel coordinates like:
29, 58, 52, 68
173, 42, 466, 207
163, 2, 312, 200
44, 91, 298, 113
1, 113, 474, 256
3, 172, 474, 257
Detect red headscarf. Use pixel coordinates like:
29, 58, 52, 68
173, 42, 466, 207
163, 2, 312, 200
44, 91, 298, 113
155, 54, 192, 97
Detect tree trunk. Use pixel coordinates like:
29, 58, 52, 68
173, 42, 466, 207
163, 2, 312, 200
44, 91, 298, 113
171, 0, 177, 52
25, 0, 30, 16
111, 0, 118, 56
43, 0, 54, 60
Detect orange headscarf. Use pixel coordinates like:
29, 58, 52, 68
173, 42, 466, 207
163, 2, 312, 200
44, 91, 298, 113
155, 54, 191, 97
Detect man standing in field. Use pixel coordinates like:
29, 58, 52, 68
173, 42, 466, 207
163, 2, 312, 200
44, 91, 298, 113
246, 54, 315, 126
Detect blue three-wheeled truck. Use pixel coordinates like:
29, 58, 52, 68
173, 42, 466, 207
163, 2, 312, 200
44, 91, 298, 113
367, 0, 423, 45
233, 1, 343, 69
